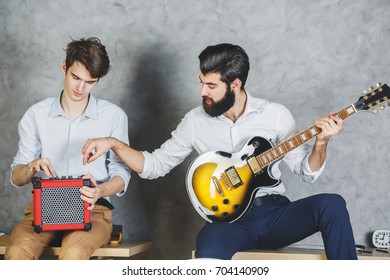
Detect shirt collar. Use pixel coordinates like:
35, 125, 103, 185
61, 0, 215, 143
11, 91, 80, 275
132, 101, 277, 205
84, 94, 98, 119
49, 92, 98, 120
241, 91, 258, 117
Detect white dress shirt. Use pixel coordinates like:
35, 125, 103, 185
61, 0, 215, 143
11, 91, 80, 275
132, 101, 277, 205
11, 93, 131, 199
140, 93, 324, 197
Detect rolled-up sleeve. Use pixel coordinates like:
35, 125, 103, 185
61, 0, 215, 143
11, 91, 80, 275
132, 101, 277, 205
298, 154, 326, 183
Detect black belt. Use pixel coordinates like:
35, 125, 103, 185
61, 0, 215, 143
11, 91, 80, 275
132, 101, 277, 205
252, 194, 282, 207
95, 198, 114, 209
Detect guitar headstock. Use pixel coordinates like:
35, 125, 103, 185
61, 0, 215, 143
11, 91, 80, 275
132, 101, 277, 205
354, 82, 390, 113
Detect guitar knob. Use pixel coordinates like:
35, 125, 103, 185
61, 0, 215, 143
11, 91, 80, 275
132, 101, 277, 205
380, 105, 385, 110
377, 82, 382, 87
372, 109, 378, 114
369, 86, 374, 91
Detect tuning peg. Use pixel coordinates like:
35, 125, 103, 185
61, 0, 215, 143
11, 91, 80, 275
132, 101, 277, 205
372, 108, 378, 114
377, 82, 382, 87
380, 105, 385, 110
362, 89, 369, 99
369, 86, 374, 91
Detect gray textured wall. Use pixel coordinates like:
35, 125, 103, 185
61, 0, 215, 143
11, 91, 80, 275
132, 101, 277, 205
1, 0, 390, 259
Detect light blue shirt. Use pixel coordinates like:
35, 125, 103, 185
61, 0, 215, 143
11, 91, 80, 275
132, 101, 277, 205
11, 94, 131, 199
140, 93, 324, 197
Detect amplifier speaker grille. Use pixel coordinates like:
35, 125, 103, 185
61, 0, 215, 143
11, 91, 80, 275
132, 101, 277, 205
32, 177, 92, 232
41, 186, 84, 225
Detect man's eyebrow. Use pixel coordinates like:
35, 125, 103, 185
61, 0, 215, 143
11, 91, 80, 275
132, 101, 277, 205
71, 73, 98, 83
199, 75, 218, 86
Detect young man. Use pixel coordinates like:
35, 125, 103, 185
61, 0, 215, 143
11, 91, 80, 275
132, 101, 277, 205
82, 43, 357, 260
6, 37, 131, 260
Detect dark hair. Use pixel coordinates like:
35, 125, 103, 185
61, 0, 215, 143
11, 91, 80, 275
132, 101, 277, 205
65, 37, 111, 78
198, 43, 250, 89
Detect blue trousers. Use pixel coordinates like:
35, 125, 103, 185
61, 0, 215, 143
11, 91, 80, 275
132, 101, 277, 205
195, 193, 357, 260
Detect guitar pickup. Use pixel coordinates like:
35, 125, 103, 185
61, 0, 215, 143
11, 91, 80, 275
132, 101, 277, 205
247, 155, 262, 174
225, 166, 243, 188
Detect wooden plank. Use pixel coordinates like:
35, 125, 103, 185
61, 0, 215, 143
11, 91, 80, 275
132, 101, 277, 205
232, 248, 327, 260
0, 235, 154, 258
232, 247, 390, 260
191, 246, 390, 260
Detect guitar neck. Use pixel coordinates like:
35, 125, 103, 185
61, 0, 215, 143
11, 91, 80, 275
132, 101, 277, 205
255, 104, 358, 168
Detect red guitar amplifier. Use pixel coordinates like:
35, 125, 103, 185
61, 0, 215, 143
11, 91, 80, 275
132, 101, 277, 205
32, 177, 94, 233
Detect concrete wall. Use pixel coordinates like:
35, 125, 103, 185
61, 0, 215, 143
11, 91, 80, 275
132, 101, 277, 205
1, 0, 389, 259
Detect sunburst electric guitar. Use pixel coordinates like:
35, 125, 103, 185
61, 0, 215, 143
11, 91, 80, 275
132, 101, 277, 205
186, 83, 389, 223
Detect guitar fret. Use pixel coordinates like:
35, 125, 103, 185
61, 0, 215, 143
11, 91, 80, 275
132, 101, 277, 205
257, 105, 358, 168
334, 106, 356, 121
337, 110, 347, 119
346, 106, 356, 116
261, 155, 268, 165
309, 126, 318, 136
304, 130, 311, 140
258, 156, 266, 167
277, 147, 283, 157
295, 136, 303, 145
336, 110, 346, 120
282, 142, 290, 153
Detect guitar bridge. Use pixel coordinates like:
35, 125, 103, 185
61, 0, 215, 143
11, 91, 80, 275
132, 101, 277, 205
224, 166, 243, 188
212, 176, 225, 196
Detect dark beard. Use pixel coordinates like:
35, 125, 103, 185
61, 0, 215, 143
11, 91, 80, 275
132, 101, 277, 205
202, 88, 235, 117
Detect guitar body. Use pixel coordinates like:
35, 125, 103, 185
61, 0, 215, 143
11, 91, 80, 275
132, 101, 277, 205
186, 136, 281, 223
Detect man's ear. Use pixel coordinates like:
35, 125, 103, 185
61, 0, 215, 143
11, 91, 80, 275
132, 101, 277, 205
62, 60, 67, 74
230, 78, 242, 91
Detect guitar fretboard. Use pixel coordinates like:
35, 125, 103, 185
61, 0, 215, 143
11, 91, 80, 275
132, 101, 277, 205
255, 104, 358, 169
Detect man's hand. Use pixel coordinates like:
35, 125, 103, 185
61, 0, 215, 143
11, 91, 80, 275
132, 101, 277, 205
82, 137, 114, 164
308, 112, 343, 172
315, 112, 343, 143
27, 158, 57, 178
80, 173, 101, 210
